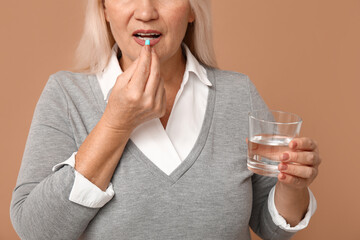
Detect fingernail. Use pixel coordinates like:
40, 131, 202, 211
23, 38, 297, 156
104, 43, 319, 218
290, 141, 297, 149
281, 153, 290, 161
279, 164, 287, 171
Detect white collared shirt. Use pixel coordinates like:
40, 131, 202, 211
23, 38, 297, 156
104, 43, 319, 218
53, 43, 316, 232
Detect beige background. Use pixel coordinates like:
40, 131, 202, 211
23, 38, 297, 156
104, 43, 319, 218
1, 0, 359, 239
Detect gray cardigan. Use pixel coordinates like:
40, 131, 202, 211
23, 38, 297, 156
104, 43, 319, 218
10, 67, 294, 240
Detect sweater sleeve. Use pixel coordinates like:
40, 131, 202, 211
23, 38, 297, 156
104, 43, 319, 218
247, 78, 295, 240
10, 76, 100, 240
52, 152, 115, 208
249, 174, 294, 240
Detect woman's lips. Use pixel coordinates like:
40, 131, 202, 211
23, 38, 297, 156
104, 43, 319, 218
133, 35, 162, 46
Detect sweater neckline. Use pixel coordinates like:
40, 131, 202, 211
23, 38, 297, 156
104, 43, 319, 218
88, 67, 217, 185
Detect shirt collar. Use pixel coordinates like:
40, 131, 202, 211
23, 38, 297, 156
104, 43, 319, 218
182, 43, 212, 87
97, 43, 212, 101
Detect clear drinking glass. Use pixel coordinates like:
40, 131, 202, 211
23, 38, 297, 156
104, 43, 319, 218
247, 110, 302, 177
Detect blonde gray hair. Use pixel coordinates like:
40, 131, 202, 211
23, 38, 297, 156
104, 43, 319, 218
74, 0, 217, 74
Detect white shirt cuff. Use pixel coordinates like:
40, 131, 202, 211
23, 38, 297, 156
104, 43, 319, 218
268, 185, 317, 232
52, 152, 115, 208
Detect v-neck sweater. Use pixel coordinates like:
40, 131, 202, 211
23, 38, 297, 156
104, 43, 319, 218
11, 67, 294, 240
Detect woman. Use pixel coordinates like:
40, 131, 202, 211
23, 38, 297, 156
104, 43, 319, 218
10, 0, 320, 239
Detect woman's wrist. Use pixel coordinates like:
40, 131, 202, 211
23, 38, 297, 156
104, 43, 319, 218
274, 181, 310, 226
101, 107, 136, 135
75, 117, 132, 191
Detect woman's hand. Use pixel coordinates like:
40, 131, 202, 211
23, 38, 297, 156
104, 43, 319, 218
277, 137, 321, 188
103, 45, 166, 133
274, 137, 321, 226
75, 45, 166, 190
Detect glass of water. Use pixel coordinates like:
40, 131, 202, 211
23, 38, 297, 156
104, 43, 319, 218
247, 110, 302, 177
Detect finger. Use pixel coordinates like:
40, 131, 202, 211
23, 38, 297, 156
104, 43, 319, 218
129, 45, 152, 91
249, 141, 281, 161
107, 59, 139, 100
280, 151, 320, 166
144, 48, 161, 97
278, 162, 318, 179
115, 58, 139, 88
277, 173, 308, 188
290, 137, 318, 152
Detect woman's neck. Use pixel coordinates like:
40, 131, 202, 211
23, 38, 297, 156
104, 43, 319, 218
160, 46, 186, 86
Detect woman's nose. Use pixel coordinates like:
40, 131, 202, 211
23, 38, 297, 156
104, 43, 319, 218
134, 0, 159, 22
